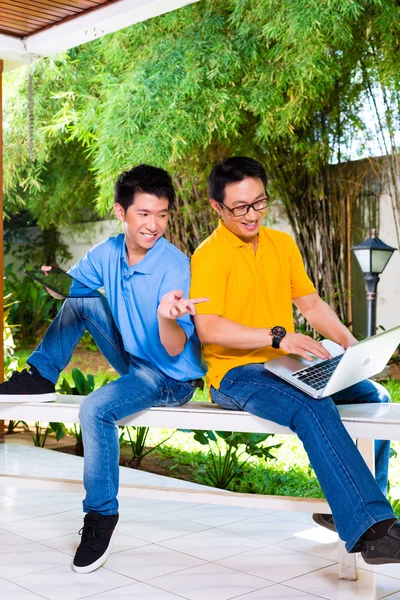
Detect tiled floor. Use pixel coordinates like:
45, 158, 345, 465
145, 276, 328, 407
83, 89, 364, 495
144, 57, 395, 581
1, 443, 400, 600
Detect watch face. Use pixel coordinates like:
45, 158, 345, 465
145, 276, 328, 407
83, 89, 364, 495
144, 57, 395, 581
272, 326, 286, 338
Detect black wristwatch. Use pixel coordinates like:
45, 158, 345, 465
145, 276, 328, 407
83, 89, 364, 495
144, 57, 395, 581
270, 326, 287, 349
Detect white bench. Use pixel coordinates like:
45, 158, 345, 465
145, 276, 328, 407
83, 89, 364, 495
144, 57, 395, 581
1, 396, 400, 581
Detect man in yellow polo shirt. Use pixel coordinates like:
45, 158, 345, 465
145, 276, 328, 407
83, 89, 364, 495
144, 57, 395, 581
190, 156, 400, 565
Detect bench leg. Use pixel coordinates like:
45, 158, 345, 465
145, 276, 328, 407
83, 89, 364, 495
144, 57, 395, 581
356, 438, 375, 476
338, 539, 357, 580
337, 437, 376, 582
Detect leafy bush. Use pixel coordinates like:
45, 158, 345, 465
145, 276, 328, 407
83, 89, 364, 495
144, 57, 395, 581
120, 426, 176, 468
3, 287, 27, 435
30, 422, 67, 448
4, 265, 60, 346
182, 430, 282, 490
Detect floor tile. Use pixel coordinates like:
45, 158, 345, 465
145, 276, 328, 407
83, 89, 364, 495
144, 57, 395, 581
1, 512, 81, 542
359, 557, 400, 581
233, 584, 326, 599
105, 544, 205, 580
85, 581, 184, 599
217, 544, 335, 583
127, 472, 206, 490
0, 500, 53, 524
11, 565, 136, 600
218, 514, 310, 544
169, 504, 267, 527
284, 564, 400, 599
0, 494, 15, 505
120, 513, 208, 543
276, 526, 339, 561
117, 497, 202, 514
0, 579, 46, 599
0, 488, 82, 506
159, 528, 266, 562
143, 500, 203, 514
0, 527, 33, 549
150, 562, 271, 600
40, 531, 148, 556
0, 542, 71, 579
269, 510, 317, 526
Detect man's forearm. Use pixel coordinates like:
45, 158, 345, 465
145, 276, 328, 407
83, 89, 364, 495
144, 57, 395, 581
158, 316, 187, 356
304, 300, 357, 348
195, 315, 273, 349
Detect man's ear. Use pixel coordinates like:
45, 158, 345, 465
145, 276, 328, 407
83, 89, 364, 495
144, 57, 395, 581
210, 199, 223, 217
114, 202, 126, 223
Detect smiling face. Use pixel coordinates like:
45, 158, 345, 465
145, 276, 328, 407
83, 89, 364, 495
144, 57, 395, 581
114, 192, 169, 258
210, 176, 268, 243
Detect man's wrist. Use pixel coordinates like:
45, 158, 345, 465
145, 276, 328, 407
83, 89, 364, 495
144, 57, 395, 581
269, 326, 287, 349
340, 333, 358, 349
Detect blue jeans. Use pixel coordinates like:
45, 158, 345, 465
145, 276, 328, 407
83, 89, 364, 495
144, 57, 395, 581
211, 364, 394, 551
28, 297, 197, 515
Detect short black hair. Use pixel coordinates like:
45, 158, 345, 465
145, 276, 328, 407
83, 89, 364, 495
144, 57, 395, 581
208, 156, 268, 204
114, 164, 176, 211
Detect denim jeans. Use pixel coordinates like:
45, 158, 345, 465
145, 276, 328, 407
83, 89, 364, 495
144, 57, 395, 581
211, 363, 394, 551
28, 296, 197, 515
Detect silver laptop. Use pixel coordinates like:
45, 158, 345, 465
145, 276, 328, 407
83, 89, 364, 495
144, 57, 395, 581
264, 326, 400, 399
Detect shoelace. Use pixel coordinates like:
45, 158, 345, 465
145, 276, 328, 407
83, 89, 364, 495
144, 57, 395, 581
78, 516, 110, 551
8, 369, 29, 382
78, 521, 101, 551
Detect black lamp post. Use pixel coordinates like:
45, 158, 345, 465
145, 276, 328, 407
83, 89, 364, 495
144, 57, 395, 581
351, 229, 397, 337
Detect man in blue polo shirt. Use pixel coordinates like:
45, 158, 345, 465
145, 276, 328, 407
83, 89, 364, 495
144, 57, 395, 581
0, 164, 206, 573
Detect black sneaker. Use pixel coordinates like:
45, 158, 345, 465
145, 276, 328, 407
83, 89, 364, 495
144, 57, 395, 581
0, 366, 56, 403
73, 511, 119, 573
312, 513, 337, 532
361, 520, 400, 564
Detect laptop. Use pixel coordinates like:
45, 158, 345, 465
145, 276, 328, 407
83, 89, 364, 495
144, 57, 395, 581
264, 326, 400, 399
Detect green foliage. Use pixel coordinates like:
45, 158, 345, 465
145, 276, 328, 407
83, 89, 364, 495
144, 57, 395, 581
6, 419, 28, 434
157, 435, 323, 496
3, 288, 19, 377
183, 429, 281, 489
57, 367, 96, 396
392, 498, 400, 519
30, 422, 67, 447
120, 426, 176, 468
381, 379, 400, 404
4, 266, 60, 346
3, 0, 400, 301
3, 289, 26, 436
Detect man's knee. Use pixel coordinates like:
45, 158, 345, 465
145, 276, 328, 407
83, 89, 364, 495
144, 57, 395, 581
371, 381, 391, 405
79, 392, 113, 428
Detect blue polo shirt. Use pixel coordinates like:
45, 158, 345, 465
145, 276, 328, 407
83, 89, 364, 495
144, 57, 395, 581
68, 234, 205, 381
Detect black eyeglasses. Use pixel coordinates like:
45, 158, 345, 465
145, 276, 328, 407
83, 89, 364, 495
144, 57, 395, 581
219, 197, 269, 217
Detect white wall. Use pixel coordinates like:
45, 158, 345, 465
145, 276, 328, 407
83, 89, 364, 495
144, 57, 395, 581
58, 220, 122, 267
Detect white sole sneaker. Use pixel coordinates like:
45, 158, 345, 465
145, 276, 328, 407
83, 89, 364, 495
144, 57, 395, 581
0, 393, 57, 403
72, 522, 119, 574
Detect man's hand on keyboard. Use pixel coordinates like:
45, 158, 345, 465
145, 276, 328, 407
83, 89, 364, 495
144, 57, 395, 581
280, 333, 333, 362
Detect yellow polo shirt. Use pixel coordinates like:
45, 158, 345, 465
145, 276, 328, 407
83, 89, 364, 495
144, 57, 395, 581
190, 221, 316, 390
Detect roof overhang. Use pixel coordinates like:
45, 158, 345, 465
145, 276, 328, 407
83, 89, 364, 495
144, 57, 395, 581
0, 0, 200, 72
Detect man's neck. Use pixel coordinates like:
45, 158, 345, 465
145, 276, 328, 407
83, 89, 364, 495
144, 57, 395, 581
125, 242, 147, 267
237, 233, 258, 252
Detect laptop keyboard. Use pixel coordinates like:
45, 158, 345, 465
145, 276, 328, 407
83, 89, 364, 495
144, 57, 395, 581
292, 355, 342, 390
